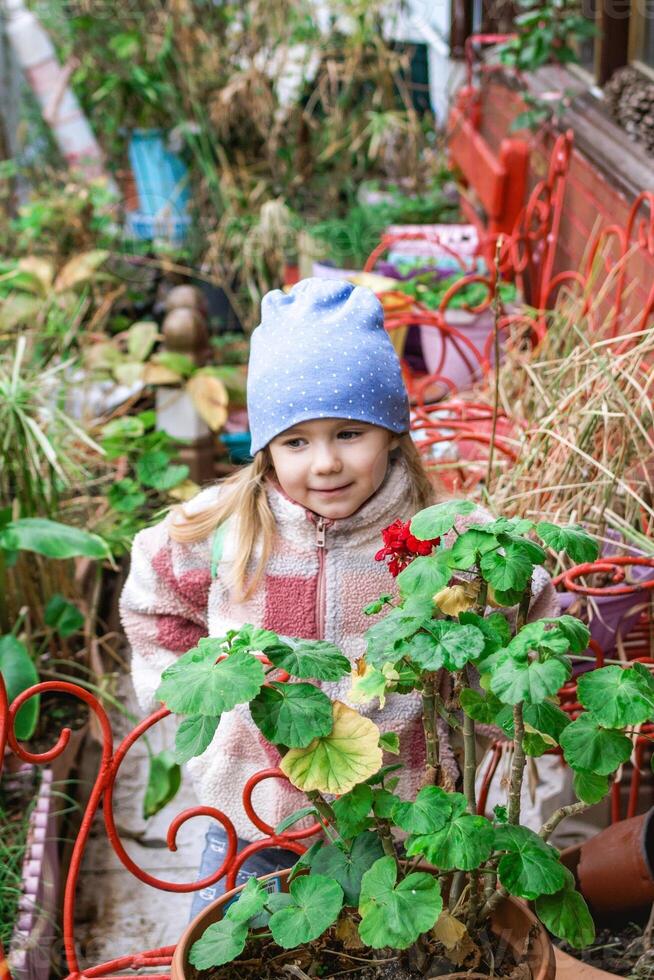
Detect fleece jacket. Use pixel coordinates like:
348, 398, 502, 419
120, 460, 560, 840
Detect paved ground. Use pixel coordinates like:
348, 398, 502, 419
73, 680, 209, 970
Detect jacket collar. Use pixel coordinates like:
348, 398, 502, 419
265, 458, 413, 546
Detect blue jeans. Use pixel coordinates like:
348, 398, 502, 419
189, 823, 299, 922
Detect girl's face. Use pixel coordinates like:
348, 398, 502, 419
268, 418, 398, 519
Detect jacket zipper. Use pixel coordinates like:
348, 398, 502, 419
315, 516, 327, 639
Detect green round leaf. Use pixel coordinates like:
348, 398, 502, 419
573, 770, 610, 805
157, 647, 265, 716
44, 594, 85, 637
449, 528, 498, 569
251, 682, 333, 748
225, 876, 268, 924
406, 798, 494, 871
108, 478, 147, 514
498, 848, 571, 900
560, 713, 633, 774
507, 622, 572, 658
174, 713, 220, 764
0, 634, 39, 740
498, 533, 547, 565
269, 875, 343, 948
578, 664, 654, 728
480, 545, 533, 593
265, 639, 351, 681
332, 784, 373, 839
101, 416, 144, 440
396, 555, 449, 599
358, 856, 443, 949
393, 786, 451, 835
523, 701, 571, 743
536, 523, 599, 563
310, 831, 384, 906
426, 622, 487, 671
490, 656, 569, 705
136, 450, 189, 490
460, 688, 504, 725
189, 918, 247, 968
535, 887, 595, 948
280, 701, 383, 795
365, 600, 434, 668
410, 500, 475, 540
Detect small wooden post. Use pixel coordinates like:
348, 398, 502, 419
156, 284, 215, 484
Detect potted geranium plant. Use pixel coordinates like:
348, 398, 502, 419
158, 500, 654, 978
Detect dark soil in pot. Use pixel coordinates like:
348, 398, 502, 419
174, 871, 554, 980
188, 920, 529, 979
557, 922, 654, 977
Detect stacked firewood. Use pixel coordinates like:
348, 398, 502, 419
605, 66, 654, 155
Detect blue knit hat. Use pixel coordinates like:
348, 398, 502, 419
247, 277, 410, 454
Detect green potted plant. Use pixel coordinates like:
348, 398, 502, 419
149, 499, 654, 978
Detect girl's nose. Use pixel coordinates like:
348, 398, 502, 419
311, 444, 343, 474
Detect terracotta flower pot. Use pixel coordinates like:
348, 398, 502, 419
561, 808, 654, 921
171, 869, 555, 980
554, 947, 622, 979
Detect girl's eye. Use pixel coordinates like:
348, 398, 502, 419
283, 438, 305, 448
337, 430, 363, 440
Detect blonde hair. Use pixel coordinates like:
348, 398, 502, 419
169, 433, 440, 600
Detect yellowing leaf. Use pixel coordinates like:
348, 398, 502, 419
432, 910, 477, 965
0, 293, 42, 330
335, 914, 365, 950
54, 249, 109, 292
187, 373, 229, 431
168, 479, 200, 501
127, 320, 159, 361
142, 363, 182, 385
349, 662, 397, 709
85, 341, 123, 372
433, 583, 479, 617
114, 362, 144, 386
18, 256, 54, 294
280, 700, 382, 795
523, 720, 557, 747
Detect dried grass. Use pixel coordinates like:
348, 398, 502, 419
479, 255, 654, 559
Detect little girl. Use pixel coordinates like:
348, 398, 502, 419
120, 278, 558, 918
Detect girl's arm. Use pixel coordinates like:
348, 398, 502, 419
120, 515, 212, 712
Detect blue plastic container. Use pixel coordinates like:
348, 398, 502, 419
127, 129, 190, 244
220, 432, 252, 464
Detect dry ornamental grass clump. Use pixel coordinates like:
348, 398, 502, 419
480, 267, 654, 568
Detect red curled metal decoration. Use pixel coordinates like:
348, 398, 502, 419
0, 677, 320, 980
553, 556, 654, 597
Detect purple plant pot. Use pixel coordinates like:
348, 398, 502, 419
7, 766, 60, 980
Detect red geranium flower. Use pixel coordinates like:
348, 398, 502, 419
375, 519, 441, 577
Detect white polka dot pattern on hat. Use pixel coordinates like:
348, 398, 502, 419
246, 278, 410, 454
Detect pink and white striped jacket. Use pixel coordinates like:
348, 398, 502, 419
120, 460, 559, 840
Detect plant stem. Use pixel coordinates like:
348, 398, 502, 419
508, 703, 526, 825
449, 870, 466, 910
466, 869, 482, 931
517, 583, 532, 632
305, 790, 338, 830
539, 800, 590, 841
461, 667, 477, 815
421, 672, 440, 785
486, 236, 504, 494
